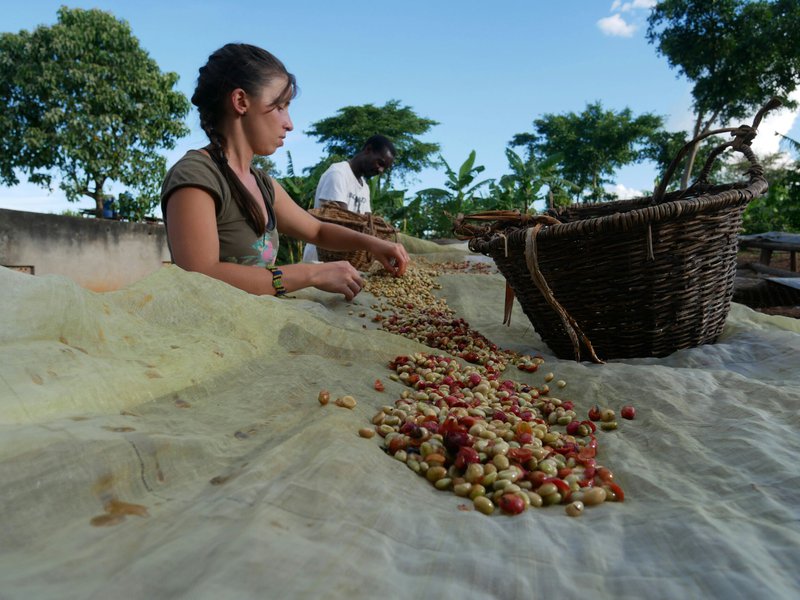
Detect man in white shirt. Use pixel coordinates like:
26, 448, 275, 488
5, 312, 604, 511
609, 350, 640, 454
302, 135, 396, 262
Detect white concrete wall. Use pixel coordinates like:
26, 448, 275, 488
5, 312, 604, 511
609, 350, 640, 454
0, 209, 171, 291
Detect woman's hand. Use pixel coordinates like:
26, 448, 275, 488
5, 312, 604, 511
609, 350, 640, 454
370, 239, 410, 277
310, 261, 365, 300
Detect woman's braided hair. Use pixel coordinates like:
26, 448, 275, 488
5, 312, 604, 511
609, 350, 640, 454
192, 43, 297, 235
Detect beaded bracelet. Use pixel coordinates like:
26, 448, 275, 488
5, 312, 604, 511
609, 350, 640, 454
270, 267, 286, 297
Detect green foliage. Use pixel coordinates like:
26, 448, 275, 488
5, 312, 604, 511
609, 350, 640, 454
779, 133, 800, 155
305, 100, 440, 184
413, 151, 494, 238
487, 149, 576, 212
718, 148, 800, 234
251, 155, 280, 177
647, 0, 800, 185
643, 130, 724, 192
369, 176, 407, 225
115, 190, 159, 222
743, 166, 800, 234
391, 195, 430, 239
0, 7, 190, 217
511, 102, 663, 203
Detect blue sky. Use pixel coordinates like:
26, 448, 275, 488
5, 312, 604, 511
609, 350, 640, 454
2, 0, 799, 215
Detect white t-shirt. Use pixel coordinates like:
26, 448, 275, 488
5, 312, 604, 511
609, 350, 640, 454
303, 162, 371, 262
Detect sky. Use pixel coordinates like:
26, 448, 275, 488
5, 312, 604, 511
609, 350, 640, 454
2, 0, 799, 216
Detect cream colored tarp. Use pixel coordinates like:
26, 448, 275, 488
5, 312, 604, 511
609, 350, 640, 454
1, 254, 799, 600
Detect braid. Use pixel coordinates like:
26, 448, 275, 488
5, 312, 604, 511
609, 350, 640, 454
207, 137, 266, 235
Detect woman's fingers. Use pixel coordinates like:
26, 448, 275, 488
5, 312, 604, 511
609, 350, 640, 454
374, 241, 409, 276
328, 262, 363, 300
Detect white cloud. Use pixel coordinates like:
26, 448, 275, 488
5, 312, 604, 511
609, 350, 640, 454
607, 183, 646, 200
611, 0, 657, 14
662, 90, 800, 157
748, 90, 800, 158
597, 14, 636, 37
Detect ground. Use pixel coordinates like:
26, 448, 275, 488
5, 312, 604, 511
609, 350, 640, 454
737, 248, 794, 272
736, 248, 799, 318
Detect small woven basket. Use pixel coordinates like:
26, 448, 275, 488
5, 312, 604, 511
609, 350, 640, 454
455, 99, 780, 362
309, 203, 398, 271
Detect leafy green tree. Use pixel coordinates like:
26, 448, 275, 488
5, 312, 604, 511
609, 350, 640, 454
642, 130, 723, 193
413, 151, 494, 238
0, 7, 190, 218
720, 137, 800, 234
252, 155, 280, 177
511, 102, 663, 203
305, 100, 440, 184
487, 149, 575, 212
779, 133, 800, 155
647, 0, 800, 188
741, 158, 800, 234
114, 190, 153, 222
391, 195, 430, 238
369, 176, 408, 225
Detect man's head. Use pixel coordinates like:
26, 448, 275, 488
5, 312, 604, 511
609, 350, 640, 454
352, 135, 396, 179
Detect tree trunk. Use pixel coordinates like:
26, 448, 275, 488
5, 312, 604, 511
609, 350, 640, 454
93, 179, 106, 219
680, 110, 719, 189
680, 114, 704, 189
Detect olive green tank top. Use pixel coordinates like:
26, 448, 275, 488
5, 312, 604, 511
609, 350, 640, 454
161, 150, 280, 267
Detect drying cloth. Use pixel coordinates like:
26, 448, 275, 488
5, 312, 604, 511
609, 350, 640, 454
1, 252, 799, 600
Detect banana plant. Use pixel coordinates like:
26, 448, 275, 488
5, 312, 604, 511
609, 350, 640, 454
489, 149, 576, 212
368, 175, 407, 226
414, 150, 494, 237
778, 133, 800, 155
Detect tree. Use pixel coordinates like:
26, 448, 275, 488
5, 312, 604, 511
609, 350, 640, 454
487, 149, 576, 212
413, 151, 494, 238
647, 0, 800, 188
391, 195, 429, 239
305, 100, 440, 184
368, 176, 408, 226
252, 155, 280, 177
779, 133, 800, 156
0, 7, 190, 218
642, 130, 722, 193
511, 102, 663, 202
719, 137, 800, 234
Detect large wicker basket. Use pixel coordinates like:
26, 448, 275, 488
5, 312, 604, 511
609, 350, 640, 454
309, 203, 398, 271
455, 100, 780, 362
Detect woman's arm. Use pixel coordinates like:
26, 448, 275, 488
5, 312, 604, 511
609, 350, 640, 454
165, 186, 366, 299
272, 179, 409, 276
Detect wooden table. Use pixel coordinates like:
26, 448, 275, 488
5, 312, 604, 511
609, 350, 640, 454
739, 232, 800, 272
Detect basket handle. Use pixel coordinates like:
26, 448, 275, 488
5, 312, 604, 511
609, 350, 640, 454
651, 97, 782, 204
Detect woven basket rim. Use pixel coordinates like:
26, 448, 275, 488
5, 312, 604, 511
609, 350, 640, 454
470, 177, 766, 251
309, 205, 397, 234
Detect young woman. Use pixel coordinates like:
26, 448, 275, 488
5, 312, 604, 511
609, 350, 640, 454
161, 43, 409, 300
